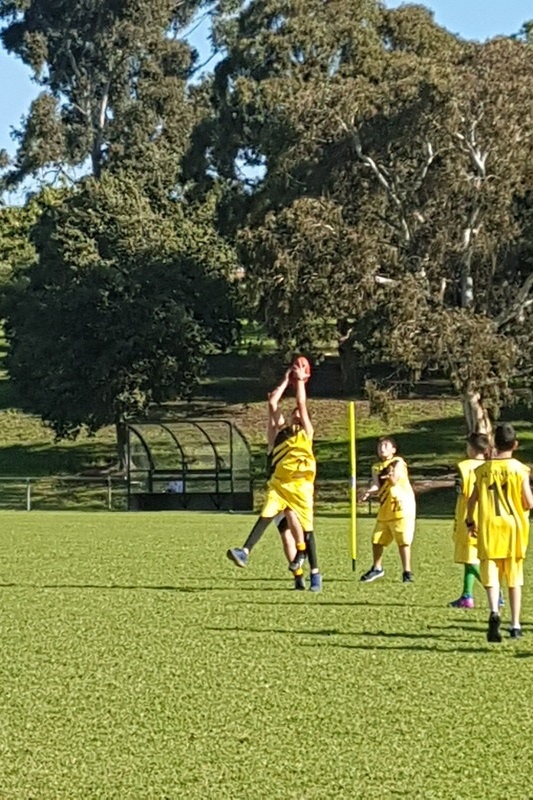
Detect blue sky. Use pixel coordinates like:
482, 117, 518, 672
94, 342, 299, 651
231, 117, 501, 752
0, 0, 531, 159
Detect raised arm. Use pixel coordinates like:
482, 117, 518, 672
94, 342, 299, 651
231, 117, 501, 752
266, 369, 291, 450
293, 363, 313, 438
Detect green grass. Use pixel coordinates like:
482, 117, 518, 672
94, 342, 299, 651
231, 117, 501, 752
1, 510, 533, 799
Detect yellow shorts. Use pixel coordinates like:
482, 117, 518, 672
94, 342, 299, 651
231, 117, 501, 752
453, 533, 479, 565
372, 518, 415, 548
261, 478, 314, 532
480, 558, 524, 589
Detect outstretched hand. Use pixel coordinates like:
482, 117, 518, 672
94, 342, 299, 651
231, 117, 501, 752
292, 363, 308, 382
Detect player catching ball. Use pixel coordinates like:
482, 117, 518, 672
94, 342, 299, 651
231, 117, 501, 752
227, 357, 321, 591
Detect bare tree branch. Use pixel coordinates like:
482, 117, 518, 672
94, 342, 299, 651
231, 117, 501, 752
495, 272, 533, 328
417, 140, 436, 186
338, 116, 411, 244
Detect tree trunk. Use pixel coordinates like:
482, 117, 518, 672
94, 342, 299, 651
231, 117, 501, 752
338, 340, 364, 395
462, 390, 492, 437
337, 320, 365, 395
115, 419, 127, 472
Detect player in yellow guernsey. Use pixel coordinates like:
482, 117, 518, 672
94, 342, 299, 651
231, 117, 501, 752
226, 362, 322, 591
466, 423, 533, 642
449, 432, 490, 609
360, 436, 416, 583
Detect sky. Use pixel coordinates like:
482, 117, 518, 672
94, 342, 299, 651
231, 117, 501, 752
0, 0, 531, 161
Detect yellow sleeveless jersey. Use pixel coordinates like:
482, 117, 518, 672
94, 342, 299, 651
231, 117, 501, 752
474, 457, 531, 560
372, 456, 415, 522
269, 425, 316, 483
454, 458, 484, 534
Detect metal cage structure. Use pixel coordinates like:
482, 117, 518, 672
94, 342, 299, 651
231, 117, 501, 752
126, 420, 253, 511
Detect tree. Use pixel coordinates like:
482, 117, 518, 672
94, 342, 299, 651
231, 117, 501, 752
191, 0, 533, 432
2, 175, 240, 466
0, 203, 37, 284
334, 23, 533, 432
0, 1, 243, 462
0, 0, 209, 195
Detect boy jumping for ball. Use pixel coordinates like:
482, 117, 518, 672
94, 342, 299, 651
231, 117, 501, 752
226, 362, 322, 591
360, 436, 416, 583
466, 423, 533, 642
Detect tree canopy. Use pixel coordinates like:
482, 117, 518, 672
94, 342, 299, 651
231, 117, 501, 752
188, 0, 533, 431
2, 176, 239, 441
0, 0, 209, 193
0, 0, 242, 454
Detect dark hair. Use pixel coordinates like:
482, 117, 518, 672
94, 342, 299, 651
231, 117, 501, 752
494, 423, 516, 451
467, 432, 490, 454
378, 436, 397, 449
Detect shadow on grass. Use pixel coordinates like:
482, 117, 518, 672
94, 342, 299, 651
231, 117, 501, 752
0, 375, 17, 410
305, 642, 494, 654
428, 622, 488, 633
319, 411, 533, 512
233, 599, 415, 608
200, 354, 346, 404
0, 581, 293, 592
317, 413, 468, 481
207, 625, 464, 642
229, 577, 291, 582
207, 625, 344, 636
206, 624, 498, 653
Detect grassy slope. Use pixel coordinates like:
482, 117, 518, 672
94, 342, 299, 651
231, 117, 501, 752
0, 512, 532, 799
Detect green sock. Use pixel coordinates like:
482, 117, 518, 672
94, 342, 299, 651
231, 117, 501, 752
463, 564, 481, 596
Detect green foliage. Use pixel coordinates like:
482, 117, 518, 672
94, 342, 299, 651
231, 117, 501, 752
0, 204, 37, 284
189, 0, 533, 427
363, 379, 394, 425
0, 0, 207, 192
0, 189, 64, 283
1, 175, 241, 438
236, 198, 365, 358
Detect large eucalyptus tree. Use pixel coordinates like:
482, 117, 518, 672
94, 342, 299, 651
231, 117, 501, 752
190, 0, 533, 432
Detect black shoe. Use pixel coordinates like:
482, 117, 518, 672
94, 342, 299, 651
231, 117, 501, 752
402, 571, 414, 583
294, 574, 306, 591
288, 551, 306, 573
360, 566, 384, 583
509, 627, 523, 639
487, 612, 502, 643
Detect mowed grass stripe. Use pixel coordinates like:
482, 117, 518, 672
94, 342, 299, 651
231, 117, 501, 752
0, 512, 532, 799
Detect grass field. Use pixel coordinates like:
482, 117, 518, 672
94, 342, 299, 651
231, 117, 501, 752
1, 510, 533, 799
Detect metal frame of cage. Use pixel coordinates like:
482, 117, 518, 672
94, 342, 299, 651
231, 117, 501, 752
125, 420, 253, 511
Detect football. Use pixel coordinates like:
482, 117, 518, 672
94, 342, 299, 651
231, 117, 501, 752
291, 355, 311, 384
